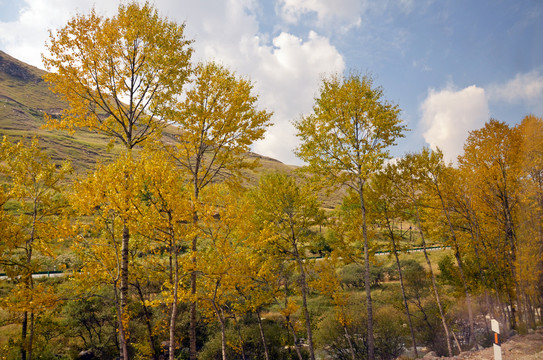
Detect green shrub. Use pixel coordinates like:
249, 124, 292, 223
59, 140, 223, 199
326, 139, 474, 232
199, 315, 307, 360
314, 304, 405, 360
339, 263, 385, 289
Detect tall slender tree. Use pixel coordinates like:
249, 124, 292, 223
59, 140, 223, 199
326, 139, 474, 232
516, 115, 543, 326
249, 173, 325, 360
393, 150, 456, 356
0, 137, 71, 360
133, 149, 193, 360
294, 72, 406, 359
368, 167, 418, 358
458, 119, 522, 329
166, 61, 272, 359
419, 149, 475, 347
42, 4, 192, 358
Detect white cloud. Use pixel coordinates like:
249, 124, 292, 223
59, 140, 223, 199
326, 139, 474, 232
250, 31, 345, 164
487, 70, 543, 104
278, 0, 363, 29
420, 85, 489, 163
158, 2, 345, 164
0, 0, 344, 165
0, 0, 118, 68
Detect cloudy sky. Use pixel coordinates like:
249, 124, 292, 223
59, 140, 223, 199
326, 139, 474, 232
1, 0, 542, 165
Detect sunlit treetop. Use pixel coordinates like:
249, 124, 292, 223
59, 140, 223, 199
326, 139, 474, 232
42, 1, 193, 149
294, 72, 406, 189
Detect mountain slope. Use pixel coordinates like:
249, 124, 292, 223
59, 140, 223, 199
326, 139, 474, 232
0, 51, 305, 190
0, 50, 119, 171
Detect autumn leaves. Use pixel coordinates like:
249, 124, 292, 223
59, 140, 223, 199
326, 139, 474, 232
2, 1, 542, 360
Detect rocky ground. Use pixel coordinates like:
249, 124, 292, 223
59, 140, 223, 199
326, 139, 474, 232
422, 330, 543, 359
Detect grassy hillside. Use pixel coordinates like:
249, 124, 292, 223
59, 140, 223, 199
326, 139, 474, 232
0, 50, 119, 171
0, 50, 303, 181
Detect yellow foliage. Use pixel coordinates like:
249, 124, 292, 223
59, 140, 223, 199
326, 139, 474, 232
42, 1, 193, 150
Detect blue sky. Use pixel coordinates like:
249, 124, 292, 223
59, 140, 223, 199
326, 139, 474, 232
1, 0, 542, 165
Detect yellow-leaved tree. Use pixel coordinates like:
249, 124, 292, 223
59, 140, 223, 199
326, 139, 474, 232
249, 173, 325, 360
516, 115, 543, 328
394, 149, 458, 357
166, 60, 272, 360
43, 1, 193, 148
42, 3, 192, 358
0, 137, 71, 360
131, 148, 194, 360
367, 166, 418, 358
458, 119, 522, 329
294, 72, 406, 360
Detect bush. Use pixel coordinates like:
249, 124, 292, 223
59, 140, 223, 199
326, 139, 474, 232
339, 263, 385, 289
314, 304, 405, 360
199, 315, 307, 360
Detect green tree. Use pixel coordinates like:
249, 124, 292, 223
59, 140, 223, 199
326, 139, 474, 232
294, 72, 406, 360
42, 3, 192, 358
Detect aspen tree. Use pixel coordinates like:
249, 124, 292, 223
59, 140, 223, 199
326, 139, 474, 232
516, 115, 543, 327
394, 151, 456, 356
70, 152, 144, 358
368, 168, 418, 358
43, 3, 192, 358
294, 72, 405, 360
249, 173, 325, 360
417, 149, 475, 348
167, 61, 272, 359
0, 137, 71, 360
133, 149, 193, 360
459, 119, 522, 328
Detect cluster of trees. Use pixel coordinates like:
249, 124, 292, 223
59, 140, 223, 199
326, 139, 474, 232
363, 115, 543, 357
0, 2, 542, 360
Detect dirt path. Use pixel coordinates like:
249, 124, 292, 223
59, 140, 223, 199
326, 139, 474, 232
423, 331, 543, 359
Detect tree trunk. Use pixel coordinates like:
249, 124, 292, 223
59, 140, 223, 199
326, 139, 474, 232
256, 310, 270, 360
28, 312, 34, 360
211, 280, 227, 360
293, 244, 315, 360
169, 228, 179, 360
286, 317, 304, 360
219, 316, 227, 360
114, 281, 129, 360
189, 236, 198, 360
190, 200, 199, 360
391, 229, 418, 358
359, 186, 375, 360
21, 311, 27, 360
415, 206, 454, 357
119, 223, 130, 360
343, 325, 356, 360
